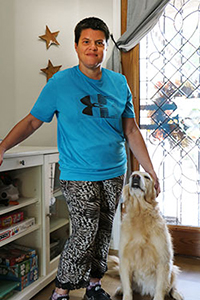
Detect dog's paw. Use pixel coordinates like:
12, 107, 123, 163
122, 295, 132, 300
106, 255, 120, 277
153, 297, 164, 300
115, 286, 123, 296
170, 288, 184, 300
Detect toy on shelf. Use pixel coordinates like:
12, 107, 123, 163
0, 174, 20, 206
0, 244, 38, 291
0, 212, 24, 230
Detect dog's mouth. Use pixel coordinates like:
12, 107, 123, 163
131, 175, 144, 192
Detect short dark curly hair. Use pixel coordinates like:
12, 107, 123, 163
74, 17, 110, 44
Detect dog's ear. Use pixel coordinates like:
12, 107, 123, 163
122, 184, 130, 201
144, 178, 157, 205
121, 184, 130, 214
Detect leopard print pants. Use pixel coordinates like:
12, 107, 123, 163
55, 175, 124, 290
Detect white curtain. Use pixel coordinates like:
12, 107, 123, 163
107, 0, 170, 72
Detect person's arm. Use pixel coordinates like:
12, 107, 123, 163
123, 117, 160, 196
0, 113, 43, 166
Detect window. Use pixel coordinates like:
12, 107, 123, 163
140, 0, 200, 226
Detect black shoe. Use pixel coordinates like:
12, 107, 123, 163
84, 285, 111, 300
49, 290, 69, 300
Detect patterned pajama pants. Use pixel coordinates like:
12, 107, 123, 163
55, 175, 124, 290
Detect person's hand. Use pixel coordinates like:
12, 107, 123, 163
149, 171, 161, 197
0, 145, 5, 167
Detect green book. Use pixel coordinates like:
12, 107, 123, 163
0, 280, 19, 300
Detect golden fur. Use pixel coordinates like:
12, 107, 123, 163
108, 171, 183, 300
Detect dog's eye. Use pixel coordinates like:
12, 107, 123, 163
144, 175, 150, 180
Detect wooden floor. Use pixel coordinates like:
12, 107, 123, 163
31, 255, 200, 300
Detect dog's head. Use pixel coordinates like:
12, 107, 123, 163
123, 171, 157, 209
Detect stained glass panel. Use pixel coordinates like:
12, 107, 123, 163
140, 0, 200, 226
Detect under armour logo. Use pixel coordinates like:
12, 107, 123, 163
81, 94, 108, 118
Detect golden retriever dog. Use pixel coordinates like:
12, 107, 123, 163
108, 171, 183, 300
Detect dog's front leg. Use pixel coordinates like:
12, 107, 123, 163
153, 264, 170, 300
120, 258, 133, 300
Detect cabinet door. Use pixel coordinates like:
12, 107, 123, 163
43, 154, 69, 274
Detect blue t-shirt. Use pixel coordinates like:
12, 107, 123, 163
30, 66, 135, 181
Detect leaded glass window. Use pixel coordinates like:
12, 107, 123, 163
140, 0, 200, 226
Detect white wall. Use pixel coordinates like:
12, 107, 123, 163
0, 0, 15, 139
0, 0, 120, 146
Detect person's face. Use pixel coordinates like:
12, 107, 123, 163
75, 28, 108, 72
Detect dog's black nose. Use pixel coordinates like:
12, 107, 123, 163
131, 174, 140, 188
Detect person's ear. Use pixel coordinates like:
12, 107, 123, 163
74, 42, 78, 52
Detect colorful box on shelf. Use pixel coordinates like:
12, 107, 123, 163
0, 247, 38, 292
0, 218, 35, 242
0, 267, 39, 291
0, 243, 36, 266
0, 255, 38, 278
0, 212, 24, 230
14, 267, 39, 291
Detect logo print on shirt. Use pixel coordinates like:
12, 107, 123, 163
81, 94, 109, 118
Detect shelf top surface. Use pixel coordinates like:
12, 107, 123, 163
4, 146, 58, 158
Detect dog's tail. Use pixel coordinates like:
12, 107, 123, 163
106, 255, 120, 277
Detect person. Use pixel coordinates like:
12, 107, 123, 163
0, 17, 160, 300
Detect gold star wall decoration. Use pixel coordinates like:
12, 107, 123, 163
41, 60, 62, 81
39, 25, 60, 49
